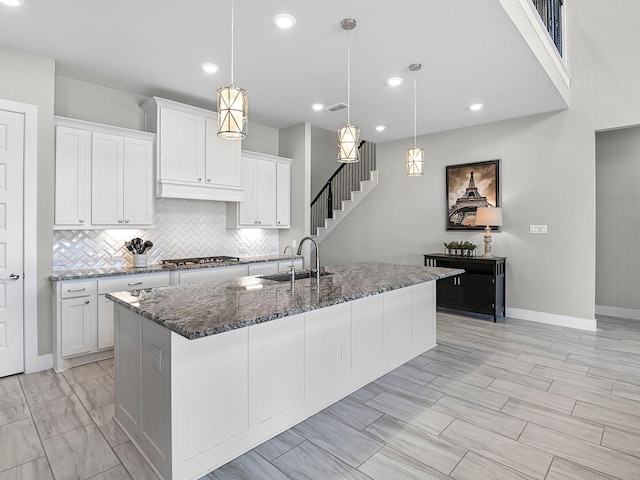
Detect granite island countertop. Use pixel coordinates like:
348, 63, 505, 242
107, 262, 463, 340
49, 254, 301, 281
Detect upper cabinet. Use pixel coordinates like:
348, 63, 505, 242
54, 117, 155, 230
227, 151, 291, 229
141, 97, 243, 202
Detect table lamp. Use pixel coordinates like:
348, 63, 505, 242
475, 207, 503, 257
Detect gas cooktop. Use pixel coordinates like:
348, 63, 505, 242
161, 256, 240, 267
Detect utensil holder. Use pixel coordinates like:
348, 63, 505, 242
133, 254, 147, 268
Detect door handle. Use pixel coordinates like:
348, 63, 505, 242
0, 273, 20, 281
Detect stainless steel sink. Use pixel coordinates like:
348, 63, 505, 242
260, 270, 330, 282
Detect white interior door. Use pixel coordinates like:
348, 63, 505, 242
0, 109, 24, 377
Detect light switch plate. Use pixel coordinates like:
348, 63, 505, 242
530, 224, 548, 234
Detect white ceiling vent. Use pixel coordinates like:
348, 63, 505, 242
324, 102, 349, 112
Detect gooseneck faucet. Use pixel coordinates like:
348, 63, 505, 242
296, 236, 320, 281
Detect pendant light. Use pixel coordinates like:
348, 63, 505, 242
217, 0, 248, 140
405, 63, 424, 176
337, 18, 360, 163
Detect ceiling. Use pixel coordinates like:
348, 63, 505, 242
0, 0, 567, 142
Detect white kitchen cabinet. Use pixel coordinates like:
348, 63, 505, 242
177, 264, 249, 285
91, 132, 154, 226
276, 160, 291, 228
54, 116, 155, 229
227, 151, 291, 229
54, 125, 90, 227
247, 262, 279, 276
53, 272, 171, 371
248, 315, 306, 425
141, 97, 243, 202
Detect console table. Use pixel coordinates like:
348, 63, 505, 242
424, 254, 506, 322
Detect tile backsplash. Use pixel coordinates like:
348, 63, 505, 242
53, 198, 279, 270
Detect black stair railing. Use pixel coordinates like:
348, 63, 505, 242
310, 141, 376, 235
532, 0, 563, 56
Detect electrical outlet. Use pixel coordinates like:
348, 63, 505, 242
152, 345, 162, 372
529, 224, 548, 234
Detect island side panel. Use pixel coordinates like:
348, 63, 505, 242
114, 305, 172, 480
412, 281, 437, 351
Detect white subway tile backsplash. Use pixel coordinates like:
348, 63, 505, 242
52, 198, 278, 270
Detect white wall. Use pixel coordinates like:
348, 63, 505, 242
310, 126, 339, 199
322, 0, 640, 327
595, 126, 640, 315
0, 46, 56, 356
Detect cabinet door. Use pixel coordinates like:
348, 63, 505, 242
384, 287, 413, 364
55, 126, 89, 226
123, 137, 154, 225
255, 160, 276, 227
159, 107, 204, 183
459, 273, 495, 313
436, 276, 459, 308
238, 158, 257, 225
91, 132, 124, 225
204, 117, 241, 187
97, 294, 114, 350
276, 161, 290, 228
248, 262, 278, 276
61, 296, 95, 357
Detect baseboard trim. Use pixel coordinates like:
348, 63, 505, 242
595, 305, 640, 321
507, 307, 597, 331
25, 353, 53, 374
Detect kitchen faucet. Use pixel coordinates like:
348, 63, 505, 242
296, 236, 320, 281
283, 245, 296, 284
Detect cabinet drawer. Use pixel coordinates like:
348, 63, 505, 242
98, 272, 171, 294
60, 280, 97, 299
278, 259, 303, 273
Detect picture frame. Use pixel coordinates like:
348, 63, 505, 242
446, 159, 500, 230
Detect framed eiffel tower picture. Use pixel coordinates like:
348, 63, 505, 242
446, 159, 500, 230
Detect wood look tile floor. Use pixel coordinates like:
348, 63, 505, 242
2, 312, 640, 479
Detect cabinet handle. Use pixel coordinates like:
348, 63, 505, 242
197, 177, 202, 181
67, 287, 86, 292
124, 219, 129, 224
79, 219, 84, 223
118, 219, 123, 224
127, 282, 143, 286
84, 300, 90, 304
207, 178, 211, 183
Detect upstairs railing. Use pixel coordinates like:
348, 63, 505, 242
532, 0, 563, 56
310, 141, 376, 235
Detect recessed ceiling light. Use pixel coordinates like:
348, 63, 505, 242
201, 63, 219, 74
311, 103, 325, 111
0, 0, 24, 6
386, 77, 403, 87
273, 13, 296, 29
375, 126, 386, 132
469, 103, 484, 111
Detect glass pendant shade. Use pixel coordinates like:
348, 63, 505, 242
337, 123, 360, 163
405, 145, 424, 176
217, 85, 247, 140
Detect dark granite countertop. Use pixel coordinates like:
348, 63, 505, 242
107, 262, 463, 340
49, 254, 301, 281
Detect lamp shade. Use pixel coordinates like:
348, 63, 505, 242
217, 84, 247, 139
337, 123, 360, 163
405, 146, 424, 176
475, 207, 503, 227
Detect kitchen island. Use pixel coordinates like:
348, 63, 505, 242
107, 262, 462, 480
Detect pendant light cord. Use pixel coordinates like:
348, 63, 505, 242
413, 73, 417, 145
347, 28, 351, 125
230, 0, 235, 85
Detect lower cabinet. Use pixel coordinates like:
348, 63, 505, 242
424, 253, 506, 321
60, 296, 96, 357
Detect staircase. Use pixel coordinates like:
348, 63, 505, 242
310, 141, 378, 242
